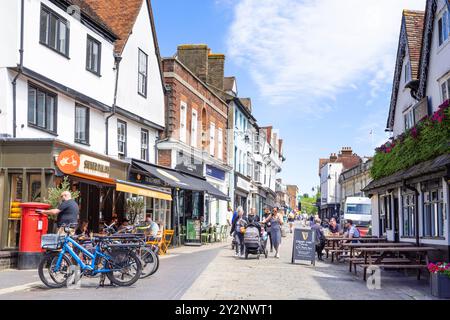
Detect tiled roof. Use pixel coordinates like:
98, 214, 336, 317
403, 10, 425, 79
83, 0, 144, 53
63, 0, 118, 38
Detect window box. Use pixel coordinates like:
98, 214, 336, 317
430, 273, 450, 299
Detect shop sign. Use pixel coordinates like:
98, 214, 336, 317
56, 150, 80, 174
78, 155, 110, 178
292, 228, 316, 266
175, 152, 204, 177
206, 165, 225, 181
130, 172, 165, 187
186, 219, 201, 244
236, 176, 251, 192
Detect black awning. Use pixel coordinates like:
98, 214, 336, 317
132, 160, 230, 200
363, 154, 450, 193
132, 161, 197, 190
180, 173, 230, 201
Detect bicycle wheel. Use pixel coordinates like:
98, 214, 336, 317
106, 250, 142, 287
139, 247, 159, 279
38, 252, 74, 288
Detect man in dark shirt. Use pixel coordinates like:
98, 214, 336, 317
41, 191, 79, 235
328, 217, 342, 235
311, 218, 326, 261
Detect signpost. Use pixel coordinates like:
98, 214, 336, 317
292, 228, 316, 266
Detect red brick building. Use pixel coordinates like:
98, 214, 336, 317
157, 45, 232, 227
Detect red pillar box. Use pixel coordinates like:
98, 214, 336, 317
18, 203, 51, 270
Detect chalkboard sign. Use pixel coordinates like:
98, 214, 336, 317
292, 228, 316, 265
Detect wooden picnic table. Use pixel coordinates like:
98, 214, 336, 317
357, 246, 436, 281
324, 237, 387, 262
343, 242, 414, 272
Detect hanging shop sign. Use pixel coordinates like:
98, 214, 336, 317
56, 150, 80, 174
78, 154, 111, 178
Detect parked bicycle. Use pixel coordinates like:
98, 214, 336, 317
102, 222, 160, 279
38, 224, 142, 288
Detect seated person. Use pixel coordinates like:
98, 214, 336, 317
344, 219, 360, 243
145, 215, 160, 241
117, 219, 131, 233
328, 217, 342, 235
75, 220, 90, 239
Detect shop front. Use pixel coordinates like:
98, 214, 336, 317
130, 159, 229, 246
364, 154, 450, 261
0, 139, 129, 250
205, 164, 228, 226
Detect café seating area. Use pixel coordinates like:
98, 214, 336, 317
323, 234, 435, 282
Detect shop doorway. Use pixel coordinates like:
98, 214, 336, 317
393, 196, 400, 242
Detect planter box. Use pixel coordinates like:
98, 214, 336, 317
430, 273, 450, 299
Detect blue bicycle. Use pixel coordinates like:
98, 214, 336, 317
38, 225, 142, 288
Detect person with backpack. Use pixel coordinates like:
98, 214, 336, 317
311, 217, 326, 261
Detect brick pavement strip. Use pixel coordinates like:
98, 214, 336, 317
182, 230, 437, 300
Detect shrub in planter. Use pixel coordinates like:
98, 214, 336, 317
428, 262, 450, 299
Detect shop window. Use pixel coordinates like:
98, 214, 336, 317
28, 84, 57, 133
28, 175, 42, 202
402, 193, 415, 237
39, 4, 70, 57
75, 104, 89, 145
423, 182, 444, 238
7, 174, 23, 249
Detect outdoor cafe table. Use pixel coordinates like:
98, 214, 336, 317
357, 246, 437, 281
324, 237, 387, 262
342, 242, 414, 272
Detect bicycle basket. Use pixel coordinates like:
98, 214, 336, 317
41, 234, 64, 250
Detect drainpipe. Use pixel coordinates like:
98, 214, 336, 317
105, 54, 122, 155
12, 0, 25, 138
404, 181, 420, 247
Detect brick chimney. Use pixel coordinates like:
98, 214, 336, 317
177, 44, 209, 82
330, 153, 338, 162
341, 147, 353, 156
207, 53, 225, 90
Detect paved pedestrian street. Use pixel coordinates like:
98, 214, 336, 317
0, 228, 437, 300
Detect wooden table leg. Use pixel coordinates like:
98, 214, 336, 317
349, 247, 353, 272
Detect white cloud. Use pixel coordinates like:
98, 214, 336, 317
226, 0, 425, 113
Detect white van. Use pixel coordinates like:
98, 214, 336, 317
343, 197, 372, 227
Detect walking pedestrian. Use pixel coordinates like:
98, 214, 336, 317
262, 207, 273, 252
262, 207, 283, 258
311, 218, 326, 261
231, 206, 247, 258
248, 207, 260, 224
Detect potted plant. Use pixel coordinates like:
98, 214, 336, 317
428, 262, 450, 299
125, 197, 144, 225
44, 176, 80, 232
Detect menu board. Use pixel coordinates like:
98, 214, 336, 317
292, 228, 316, 266
186, 219, 201, 246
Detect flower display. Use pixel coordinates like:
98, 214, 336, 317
371, 99, 450, 180
428, 262, 450, 279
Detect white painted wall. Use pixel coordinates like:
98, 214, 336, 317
0, 0, 19, 68
0, 69, 13, 134
393, 46, 417, 137
115, 1, 165, 127
21, 0, 116, 107
426, 0, 450, 111
107, 115, 158, 163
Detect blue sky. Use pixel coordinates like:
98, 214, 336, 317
152, 0, 426, 194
